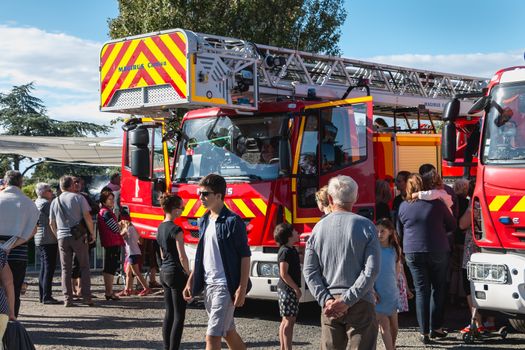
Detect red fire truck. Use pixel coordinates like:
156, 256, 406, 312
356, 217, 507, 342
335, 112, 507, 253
443, 66, 525, 331
100, 29, 485, 300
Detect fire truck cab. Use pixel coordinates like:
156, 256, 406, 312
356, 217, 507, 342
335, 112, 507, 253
443, 66, 525, 331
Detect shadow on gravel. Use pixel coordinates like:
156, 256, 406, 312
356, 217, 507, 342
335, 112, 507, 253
181, 340, 311, 349
24, 314, 163, 348
234, 299, 322, 326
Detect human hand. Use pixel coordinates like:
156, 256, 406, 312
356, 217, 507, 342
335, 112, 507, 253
324, 297, 349, 319
89, 234, 96, 244
407, 289, 414, 299
411, 192, 419, 199
323, 298, 335, 317
234, 286, 246, 307
9, 313, 15, 321
182, 284, 193, 302
294, 288, 302, 300
373, 291, 380, 304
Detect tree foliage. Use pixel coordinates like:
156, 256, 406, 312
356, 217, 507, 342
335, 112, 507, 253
108, 0, 347, 55
0, 82, 111, 171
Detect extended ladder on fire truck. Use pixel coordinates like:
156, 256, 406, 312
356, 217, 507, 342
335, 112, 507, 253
100, 29, 487, 117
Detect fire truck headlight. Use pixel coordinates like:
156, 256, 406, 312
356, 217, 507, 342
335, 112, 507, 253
257, 262, 280, 277
467, 262, 508, 284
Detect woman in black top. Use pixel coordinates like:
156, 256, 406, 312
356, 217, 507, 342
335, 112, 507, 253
157, 194, 189, 350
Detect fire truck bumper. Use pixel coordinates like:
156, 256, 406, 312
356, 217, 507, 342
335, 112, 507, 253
469, 252, 525, 315
185, 244, 315, 302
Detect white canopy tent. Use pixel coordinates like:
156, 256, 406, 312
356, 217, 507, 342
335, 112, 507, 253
0, 136, 122, 166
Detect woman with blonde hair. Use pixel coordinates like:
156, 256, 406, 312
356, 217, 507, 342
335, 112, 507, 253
397, 173, 456, 344
315, 186, 331, 217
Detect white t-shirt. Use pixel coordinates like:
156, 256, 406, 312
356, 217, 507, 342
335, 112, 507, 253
203, 218, 227, 285
124, 225, 141, 256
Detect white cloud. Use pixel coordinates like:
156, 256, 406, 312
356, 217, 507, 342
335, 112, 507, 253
0, 25, 100, 93
0, 25, 122, 132
364, 50, 525, 78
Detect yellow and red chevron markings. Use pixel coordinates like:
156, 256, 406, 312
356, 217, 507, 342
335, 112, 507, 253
100, 31, 188, 108
488, 195, 525, 212
181, 198, 268, 219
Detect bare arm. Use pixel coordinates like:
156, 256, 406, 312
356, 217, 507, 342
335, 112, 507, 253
459, 207, 472, 230
1, 263, 15, 320
234, 256, 250, 307
183, 271, 194, 301
175, 233, 190, 275
279, 261, 301, 298
83, 210, 95, 242
50, 219, 58, 237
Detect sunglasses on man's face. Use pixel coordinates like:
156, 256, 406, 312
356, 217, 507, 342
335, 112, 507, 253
198, 191, 216, 197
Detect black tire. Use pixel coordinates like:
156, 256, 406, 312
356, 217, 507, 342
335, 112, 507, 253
509, 319, 525, 333
500, 327, 508, 339
463, 332, 474, 344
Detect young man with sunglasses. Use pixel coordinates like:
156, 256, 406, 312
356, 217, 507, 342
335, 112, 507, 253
183, 174, 251, 350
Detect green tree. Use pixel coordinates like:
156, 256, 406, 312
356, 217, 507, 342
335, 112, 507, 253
108, 0, 347, 55
0, 82, 111, 170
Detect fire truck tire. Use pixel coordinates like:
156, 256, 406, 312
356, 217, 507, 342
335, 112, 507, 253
509, 319, 525, 333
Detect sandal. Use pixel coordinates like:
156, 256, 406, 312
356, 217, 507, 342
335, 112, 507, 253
116, 289, 131, 297
138, 288, 152, 297
105, 294, 121, 301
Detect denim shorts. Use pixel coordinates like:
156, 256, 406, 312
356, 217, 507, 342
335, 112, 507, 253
127, 254, 141, 265
204, 284, 235, 337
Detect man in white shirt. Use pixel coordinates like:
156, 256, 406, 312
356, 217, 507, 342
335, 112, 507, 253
183, 174, 251, 350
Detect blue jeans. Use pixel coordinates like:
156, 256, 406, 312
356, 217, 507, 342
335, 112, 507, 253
38, 244, 58, 302
405, 252, 449, 335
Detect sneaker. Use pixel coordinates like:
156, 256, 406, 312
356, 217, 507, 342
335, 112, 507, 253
64, 300, 74, 308
82, 299, 95, 307
461, 324, 485, 334
138, 288, 152, 297
419, 334, 431, 345
43, 298, 63, 305
430, 329, 448, 339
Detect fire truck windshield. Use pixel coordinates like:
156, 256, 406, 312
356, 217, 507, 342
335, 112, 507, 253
174, 114, 290, 182
483, 84, 525, 165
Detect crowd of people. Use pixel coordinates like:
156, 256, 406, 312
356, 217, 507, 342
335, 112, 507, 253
0, 164, 481, 350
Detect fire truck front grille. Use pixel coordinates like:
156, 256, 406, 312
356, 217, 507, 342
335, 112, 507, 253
108, 84, 185, 108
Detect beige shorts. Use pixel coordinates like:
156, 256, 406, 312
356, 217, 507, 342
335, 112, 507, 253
204, 284, 235, 337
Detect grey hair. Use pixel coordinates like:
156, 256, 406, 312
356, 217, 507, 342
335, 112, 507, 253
35, 182, 51, 197
327, 175, 358, 206
4, 170, 23, 188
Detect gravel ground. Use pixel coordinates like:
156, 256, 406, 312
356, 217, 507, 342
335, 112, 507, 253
17, 273, 525, 349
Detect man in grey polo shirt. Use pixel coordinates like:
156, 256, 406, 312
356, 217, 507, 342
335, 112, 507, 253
303, 175, 381, 350
49, 175, 95, 307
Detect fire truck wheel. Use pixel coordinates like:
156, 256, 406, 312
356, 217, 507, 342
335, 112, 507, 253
510, 319, 525, 333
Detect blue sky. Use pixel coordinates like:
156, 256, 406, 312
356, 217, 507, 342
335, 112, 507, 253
0, 0, 524, 134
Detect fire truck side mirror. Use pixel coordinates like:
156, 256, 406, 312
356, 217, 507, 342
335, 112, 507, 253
442, 121, 457, 162
468, 96, 489, 115
129, 127, 151, 180
442, 98, 460, 121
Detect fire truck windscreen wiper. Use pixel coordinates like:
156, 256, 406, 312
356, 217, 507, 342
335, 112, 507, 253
176, 176, 202, 183
222, 174, 263, 182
